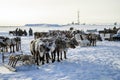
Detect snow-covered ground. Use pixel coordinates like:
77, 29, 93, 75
0, 25, 120, 80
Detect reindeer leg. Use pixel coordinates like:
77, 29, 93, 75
20, 42, 21, 50
17, 43, 19, 51
16, 43, 18, 51
64, 51, 67, 59
52, 50, 56, 63
60, 51, 63, 60
51, 52, 55, 63
54, 50, 56, 61
41, 55, 44, 65
48, 53, 51, 61
18, 43, 19, 51
46, 53, 49, 63
10, 45, 12, 53
34, 53, 38, 65
95, 40, 96, 46
6, 47, 8, 52
36, 53, 39, 65
92, 40, 94, 46
13, 45, 15, 53
51, 52, 54, 62
57, 49, 60, 62
38, 53, 41, 65
16, 43, 17, 51
33, 53, 37, 65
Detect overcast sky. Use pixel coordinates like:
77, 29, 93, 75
0, 0, 120, 26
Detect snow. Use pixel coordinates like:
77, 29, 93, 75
0, 25, 120, 80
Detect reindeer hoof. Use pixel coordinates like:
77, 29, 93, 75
57, 60, 60, 62
42, 62, 44, 65
52, 60, 55, 63
60, 58, 63, 60
46, 61, 49, 63
65, 57, 67, 59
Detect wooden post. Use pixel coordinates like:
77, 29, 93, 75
1, 48, 6, 63
2, 52, 4, 63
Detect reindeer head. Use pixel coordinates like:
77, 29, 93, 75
70, 38, 79, 46
65, 39, 76, 49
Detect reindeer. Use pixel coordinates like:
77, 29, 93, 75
3, 37, 21, 53
74, 33, 90, 47
51, 37, 78, 63
87, 33, 97, 46
0, 36, 9, 52
30, 39, 50, 65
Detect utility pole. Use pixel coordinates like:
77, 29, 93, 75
77, 11, 80, 25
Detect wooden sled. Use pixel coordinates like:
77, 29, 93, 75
3, 64, 16, 72
2, 54, 35, 72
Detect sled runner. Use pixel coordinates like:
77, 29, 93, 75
3, 64, 16, 72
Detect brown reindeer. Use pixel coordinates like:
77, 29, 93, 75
51, 37, 78, 63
